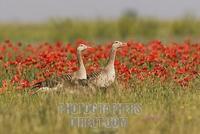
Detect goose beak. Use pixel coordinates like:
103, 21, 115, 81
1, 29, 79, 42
87, 46, 92, 49
87, 46, 94, 50
122, 42, 127, 47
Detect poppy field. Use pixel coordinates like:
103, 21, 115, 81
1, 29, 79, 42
0, 39, 199, 93
0, 39, 200, 134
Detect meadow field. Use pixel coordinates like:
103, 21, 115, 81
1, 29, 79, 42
1, 14, 200, 43
0, 16, 200, 134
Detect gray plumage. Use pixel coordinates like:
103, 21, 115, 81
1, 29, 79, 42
87, 71, 101, 80
32, 74, 72, 89
87, 41, 127, 88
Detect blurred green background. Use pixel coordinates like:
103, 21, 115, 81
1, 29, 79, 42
0, 11, 200, 43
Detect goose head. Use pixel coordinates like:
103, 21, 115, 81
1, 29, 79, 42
77, 44, 92, 51
112, 41, 127, 49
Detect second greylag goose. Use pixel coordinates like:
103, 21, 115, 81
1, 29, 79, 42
87, 41, 127, 88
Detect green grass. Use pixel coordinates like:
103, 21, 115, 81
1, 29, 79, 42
0, 78, 200, 134
1, 15, 200, 43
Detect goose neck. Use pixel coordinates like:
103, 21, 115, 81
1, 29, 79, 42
106, 47, 117, 68
77, 50, 85, 69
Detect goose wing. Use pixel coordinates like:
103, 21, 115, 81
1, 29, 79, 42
87, 70, 102, 80
32, 74, 72, 89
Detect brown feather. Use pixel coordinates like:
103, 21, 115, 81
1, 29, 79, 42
87, 71, 102, 80
32, 74, 72, 89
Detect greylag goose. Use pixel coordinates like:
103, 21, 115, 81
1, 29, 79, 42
31, 44, 91, 93
87, 41, 127, 88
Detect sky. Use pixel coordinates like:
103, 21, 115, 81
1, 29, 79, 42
0, 0, 199, 22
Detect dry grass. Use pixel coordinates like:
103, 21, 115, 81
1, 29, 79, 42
0, 79, 200, 134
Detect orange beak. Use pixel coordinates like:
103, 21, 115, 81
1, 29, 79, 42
87, 46, 94, 51
87, 46, 93, 49
122, 42, 127, 47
